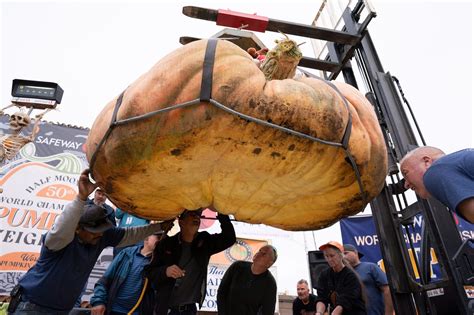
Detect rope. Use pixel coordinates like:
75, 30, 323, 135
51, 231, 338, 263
127, 277, 148, 315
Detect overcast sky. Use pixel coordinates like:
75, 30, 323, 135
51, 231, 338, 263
1, 0, 472, 156
1, 0, 473, 294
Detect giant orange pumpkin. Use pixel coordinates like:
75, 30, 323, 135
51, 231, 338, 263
86, 39, 387, 231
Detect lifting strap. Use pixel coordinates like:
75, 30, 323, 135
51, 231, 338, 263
88, 39, 367, 203
200, 39, 218, 102
89, 90, 125, 174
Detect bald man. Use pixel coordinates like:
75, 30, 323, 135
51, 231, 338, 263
401, 146, 474, 223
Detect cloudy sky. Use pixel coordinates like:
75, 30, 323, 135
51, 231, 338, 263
1, 0, 472, 294
1, 0, 472, 155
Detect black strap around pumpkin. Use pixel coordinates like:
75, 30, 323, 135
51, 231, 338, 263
297, 67, 366, 202
200, 39, 218, 102
88, 43, 366, 203
88, 37, 220, 177
298, 68, 353, 149
89, 90, 126, 177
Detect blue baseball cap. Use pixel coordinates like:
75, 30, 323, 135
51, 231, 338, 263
343, 244, 364, 258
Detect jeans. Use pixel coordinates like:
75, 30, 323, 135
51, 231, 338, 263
9, 300, 70, 315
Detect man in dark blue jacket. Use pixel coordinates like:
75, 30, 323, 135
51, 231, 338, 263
90, 231, 165, 314
9, 169, 169, 314
145, 208, 236, 315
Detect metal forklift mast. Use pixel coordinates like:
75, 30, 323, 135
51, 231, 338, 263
334, 3, 473, 315
181, 2, 473, 314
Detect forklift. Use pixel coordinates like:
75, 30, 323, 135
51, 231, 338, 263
180, 1, 473, 314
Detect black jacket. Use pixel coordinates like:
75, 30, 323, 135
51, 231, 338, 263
315, 266, 366, 315
145, 214, 236, 315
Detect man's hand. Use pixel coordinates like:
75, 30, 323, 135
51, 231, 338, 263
458, 197, 474, 224
91, 304, 106, 315
77, 169, 97, 201
207, 205, 218, 212
332, 305, 343, 315
166, 264, 185, 279
160, 219, 175, 233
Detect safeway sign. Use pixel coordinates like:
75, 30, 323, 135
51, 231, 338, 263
0, 115, 88, 294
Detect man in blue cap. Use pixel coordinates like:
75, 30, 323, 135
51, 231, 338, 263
343, 244, 394, 315
8, 169, 171, 314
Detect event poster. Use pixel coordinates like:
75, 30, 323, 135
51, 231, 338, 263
340, 214, 474, 281
0, 115, 279, 311
0, 115, 90, 295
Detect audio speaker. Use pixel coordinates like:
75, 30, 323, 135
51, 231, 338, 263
308, 250, 329, 290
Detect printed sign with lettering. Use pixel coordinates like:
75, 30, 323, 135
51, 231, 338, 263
0, 116, 90, 295
340, 214, 474, 281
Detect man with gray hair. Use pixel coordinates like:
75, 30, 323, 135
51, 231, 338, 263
217, 244, 278, 315
293, 279, 317, 315
400, 146, 474, 223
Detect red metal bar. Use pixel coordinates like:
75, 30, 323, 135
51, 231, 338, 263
216, 9, 269, 32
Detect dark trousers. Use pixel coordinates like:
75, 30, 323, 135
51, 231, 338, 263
9, 300, 70, 315
168, 304, 197, 315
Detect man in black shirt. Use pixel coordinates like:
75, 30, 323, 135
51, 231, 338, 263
217, 245, 278, 315
293, 279, 317, 315
146, 208, 236, 315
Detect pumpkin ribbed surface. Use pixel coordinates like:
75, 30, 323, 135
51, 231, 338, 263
86, 39, 387, 231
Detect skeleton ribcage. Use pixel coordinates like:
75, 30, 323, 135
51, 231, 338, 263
1, 135, 31, 160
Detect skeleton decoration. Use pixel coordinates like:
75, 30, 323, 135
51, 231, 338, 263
0, 105, 49, 163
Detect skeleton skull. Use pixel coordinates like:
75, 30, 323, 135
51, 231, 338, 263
9, 111, 31, 131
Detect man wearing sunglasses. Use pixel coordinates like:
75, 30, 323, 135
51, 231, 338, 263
8, 169, 171, 314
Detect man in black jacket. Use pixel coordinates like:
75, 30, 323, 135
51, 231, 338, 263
145, 208, 236, 315
293, 279, 317, 315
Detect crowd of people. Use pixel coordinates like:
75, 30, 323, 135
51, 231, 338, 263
6, 145, 471, 314
6, 168, 275, 315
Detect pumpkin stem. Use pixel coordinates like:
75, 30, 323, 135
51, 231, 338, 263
259, 34, 303, 81
278, 30, 290, 40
